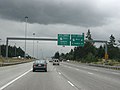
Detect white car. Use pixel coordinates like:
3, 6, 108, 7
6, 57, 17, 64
53, 59, 60, 65
67, 60, 70, 62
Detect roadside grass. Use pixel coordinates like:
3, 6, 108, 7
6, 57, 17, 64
68, 59, 120, 66
0, 57, 33, 63
93, 59, 120, 66
0, 57, 4, 63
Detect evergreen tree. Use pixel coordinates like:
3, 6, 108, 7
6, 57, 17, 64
1, 45, 25, 57
54, 51, 60, 59
108, 34, 116, 47
107, 34, 119, 59
86, 29, 93, 40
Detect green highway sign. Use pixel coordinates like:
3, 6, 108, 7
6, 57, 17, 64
71, 34, 84, 46
57, 33, 84, 46
58, 34, 70, 46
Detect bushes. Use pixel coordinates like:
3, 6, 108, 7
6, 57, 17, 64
81, 53, 98, 63
105, 60, 120, 66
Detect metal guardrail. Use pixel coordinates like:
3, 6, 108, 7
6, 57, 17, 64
88, 63, 120, 70
66, 61, 120, 70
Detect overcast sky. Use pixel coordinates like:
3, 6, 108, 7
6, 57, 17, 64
0, 0, 120, 58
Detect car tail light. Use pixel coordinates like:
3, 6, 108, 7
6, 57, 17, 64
33, 64, 36, 67
44, 64, 47, 67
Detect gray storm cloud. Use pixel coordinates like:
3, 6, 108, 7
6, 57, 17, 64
0, 0, 113, 27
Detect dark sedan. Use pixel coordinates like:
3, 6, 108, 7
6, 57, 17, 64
33, 60, 47, 72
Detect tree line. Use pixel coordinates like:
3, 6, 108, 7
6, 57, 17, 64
54, 30, 120, 63
1, 45, 26, 58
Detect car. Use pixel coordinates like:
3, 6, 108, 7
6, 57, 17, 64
49, 59, 53, 62
53, 59, 60, 65
33, 60, 47, 72
67, 60, 70, 62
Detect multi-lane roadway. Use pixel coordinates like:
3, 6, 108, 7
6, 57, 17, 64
0, 61, 120, 90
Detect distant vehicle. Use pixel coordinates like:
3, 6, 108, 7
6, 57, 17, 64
53, 59, 60, 65
33, 60, 47, 72
67, 60, 70, 62
49, 59, 53, 62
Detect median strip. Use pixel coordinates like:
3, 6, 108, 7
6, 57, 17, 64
89, 63, 120, 70
0, 60, 33, 67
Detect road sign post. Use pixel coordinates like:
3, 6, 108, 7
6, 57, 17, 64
105, 53, 108, 60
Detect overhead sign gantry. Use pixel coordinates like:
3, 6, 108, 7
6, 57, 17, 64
6, 36, 108, 60
58, 33, 84, 46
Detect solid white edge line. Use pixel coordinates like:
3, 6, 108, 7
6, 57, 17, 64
68, 81, 74, 87
0, 69, 32, 90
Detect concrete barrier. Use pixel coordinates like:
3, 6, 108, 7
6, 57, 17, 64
0, 60, 33, 67
88, 63, 120, 70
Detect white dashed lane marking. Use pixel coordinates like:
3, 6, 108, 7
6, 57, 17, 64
67, 81, 75, 87
88, 72, 93, 75
58, 72, 61, 75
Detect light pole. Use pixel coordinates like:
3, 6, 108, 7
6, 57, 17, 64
0, 39, 1, 57
37, 41, 39, 59
24, 16, 28, 58
40, 48, 43, 59
14, 43, 16, 57
33, 33, 35, 59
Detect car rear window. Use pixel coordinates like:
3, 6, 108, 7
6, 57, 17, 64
54, 60, 58, 62
35, 60, 46, 63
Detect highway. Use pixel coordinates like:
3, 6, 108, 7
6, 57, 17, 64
0, 61, 120, 90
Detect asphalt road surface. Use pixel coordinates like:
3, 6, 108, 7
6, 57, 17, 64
0, 61, 120, 90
